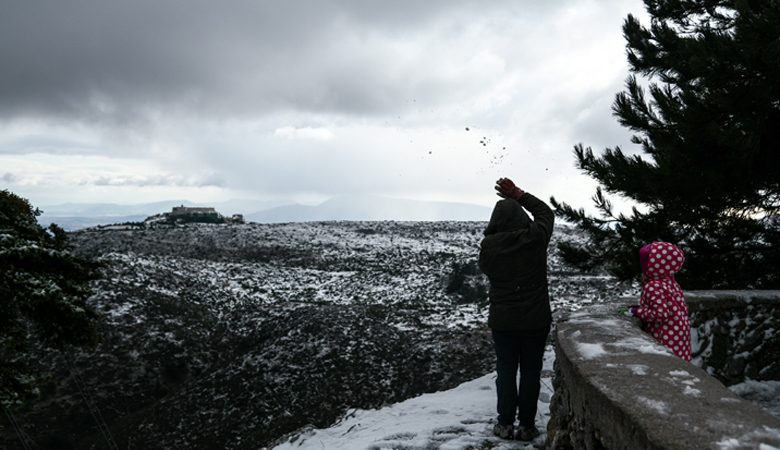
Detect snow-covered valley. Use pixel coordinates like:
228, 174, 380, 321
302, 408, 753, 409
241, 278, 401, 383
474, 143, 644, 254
2, 221, 638, 449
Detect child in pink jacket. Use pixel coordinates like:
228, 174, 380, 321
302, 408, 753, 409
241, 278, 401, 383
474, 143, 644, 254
631, 241, 692, 361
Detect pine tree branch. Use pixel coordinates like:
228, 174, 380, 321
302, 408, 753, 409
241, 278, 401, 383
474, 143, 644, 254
557, 0, 780, 287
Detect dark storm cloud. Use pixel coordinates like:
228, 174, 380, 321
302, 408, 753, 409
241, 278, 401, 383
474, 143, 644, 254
0, 0, 562, 124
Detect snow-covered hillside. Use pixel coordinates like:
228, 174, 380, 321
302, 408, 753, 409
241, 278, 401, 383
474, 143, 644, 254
2, 221, 638, 449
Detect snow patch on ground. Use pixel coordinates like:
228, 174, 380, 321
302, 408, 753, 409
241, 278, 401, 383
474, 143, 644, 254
273, 351, 555, 450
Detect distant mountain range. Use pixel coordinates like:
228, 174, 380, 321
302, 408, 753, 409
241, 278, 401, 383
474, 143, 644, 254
246, 195, 492, 223
38, 195, 493, 230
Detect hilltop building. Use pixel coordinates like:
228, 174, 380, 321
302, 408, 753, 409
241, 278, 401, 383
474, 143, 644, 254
170, 206, 218, 217
142, 205, 245, 225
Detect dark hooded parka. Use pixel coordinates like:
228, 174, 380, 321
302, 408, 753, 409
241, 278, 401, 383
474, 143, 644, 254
479, 193, 554, 331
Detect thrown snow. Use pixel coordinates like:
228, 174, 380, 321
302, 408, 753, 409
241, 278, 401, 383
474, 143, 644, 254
272, 352, 555, 450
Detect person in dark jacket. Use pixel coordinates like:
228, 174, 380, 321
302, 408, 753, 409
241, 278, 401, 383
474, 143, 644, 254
479, 177, 554, 441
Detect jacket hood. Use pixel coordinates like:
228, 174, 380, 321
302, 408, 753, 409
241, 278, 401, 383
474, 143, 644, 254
479, 200, 536, 280
484, 198, 530, 236
640, 241, 684, 278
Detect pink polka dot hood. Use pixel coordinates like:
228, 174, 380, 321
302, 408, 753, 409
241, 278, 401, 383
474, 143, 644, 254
634, 241, 691, 361
639, 241, 685, 279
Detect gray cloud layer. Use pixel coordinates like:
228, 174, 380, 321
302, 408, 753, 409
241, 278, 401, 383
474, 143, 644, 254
1, 0, 645, 209
0, 0, 565, 125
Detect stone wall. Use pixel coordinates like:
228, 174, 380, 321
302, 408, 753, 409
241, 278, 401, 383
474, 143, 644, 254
688, 291, 780, 386
547, 296, 780, 450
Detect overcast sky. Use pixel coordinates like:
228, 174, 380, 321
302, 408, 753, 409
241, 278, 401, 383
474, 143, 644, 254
0, 0, 648, 212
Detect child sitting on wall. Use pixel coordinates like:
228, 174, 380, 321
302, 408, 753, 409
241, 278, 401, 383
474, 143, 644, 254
630, 241, 692, 361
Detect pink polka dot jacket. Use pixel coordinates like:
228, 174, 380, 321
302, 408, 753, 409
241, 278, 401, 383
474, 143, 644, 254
634, 241, 692, 361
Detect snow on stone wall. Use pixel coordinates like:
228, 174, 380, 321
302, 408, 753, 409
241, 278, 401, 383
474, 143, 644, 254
548, 298, 780, 450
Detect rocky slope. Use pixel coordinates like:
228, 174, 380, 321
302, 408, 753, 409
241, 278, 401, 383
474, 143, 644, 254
1, 221, 637, 449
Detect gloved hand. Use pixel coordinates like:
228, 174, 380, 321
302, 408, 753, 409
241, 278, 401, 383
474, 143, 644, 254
495, 178, 525, 200
618, 305, 639, 317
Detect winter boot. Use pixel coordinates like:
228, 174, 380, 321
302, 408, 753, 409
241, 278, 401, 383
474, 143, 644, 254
493, 423, 514, 440
516, 425, 540, 441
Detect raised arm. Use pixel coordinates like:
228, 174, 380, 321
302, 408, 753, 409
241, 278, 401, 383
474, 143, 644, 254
517, 192, 554, 243
495, 177, 554, 243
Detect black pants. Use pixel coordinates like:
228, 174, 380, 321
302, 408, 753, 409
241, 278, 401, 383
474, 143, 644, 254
492, 326, 550, 427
